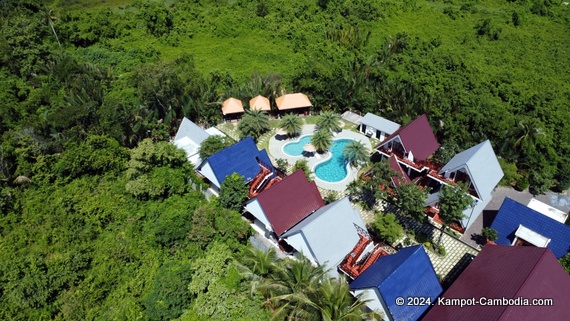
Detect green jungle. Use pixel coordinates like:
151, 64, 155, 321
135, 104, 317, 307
1, 0, 569, 319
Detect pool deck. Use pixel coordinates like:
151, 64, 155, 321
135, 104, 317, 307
268, 125, 373, 191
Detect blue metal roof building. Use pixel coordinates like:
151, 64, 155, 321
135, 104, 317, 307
490, 198, 570, 259
350, 245, 442, 321
197, 137, 274, 189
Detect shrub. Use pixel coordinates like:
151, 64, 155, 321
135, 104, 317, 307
438, 245, 446, 256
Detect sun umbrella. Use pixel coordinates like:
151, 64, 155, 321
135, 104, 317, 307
303, 144, 316, 153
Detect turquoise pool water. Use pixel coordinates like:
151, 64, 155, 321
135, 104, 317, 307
283, 135, 312, 156
314, 139, 351, 182
282, 136, 352, 183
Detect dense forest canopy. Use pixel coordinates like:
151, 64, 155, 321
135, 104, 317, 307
0, 0, 569, 318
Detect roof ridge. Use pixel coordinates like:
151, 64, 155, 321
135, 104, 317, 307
383, 245, 421, 284
497, 248, 549, 321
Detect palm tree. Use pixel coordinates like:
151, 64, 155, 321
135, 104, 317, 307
513, 118, 545, 151
316, 111, 342, 133
41, 8, 61, 47
311, 129, 333, 153
238, 109, 270, 141
342, 140, 369, 167
279, 114, 303, 137
262, 256, 328, 321
236, 248, 278, 297
313, 278, 382, 321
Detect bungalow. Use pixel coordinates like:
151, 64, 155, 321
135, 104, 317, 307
222, 97, 244, 120
490, 198, 570, 258
349, 245, 442, 321
375, 114, 439, 163
426, 140, 504, 230
358, 112, 400, 141
172, 117, 225, 167
423, 245, 570, 321
196, 137, 275, 194
244, 169, 324, 241
275, 93, 312, 115
280, 197, 367, 273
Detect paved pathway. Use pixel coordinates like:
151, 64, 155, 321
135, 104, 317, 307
268, 125, 372, 191
356, 201, 479, 286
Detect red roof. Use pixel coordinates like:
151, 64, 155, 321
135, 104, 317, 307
377, 114, 439, 162
422, 245, 570, 321
389, 155, 411, 186
256, 170, 325, 236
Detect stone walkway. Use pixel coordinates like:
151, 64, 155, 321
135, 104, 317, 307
356, 201, 479, 286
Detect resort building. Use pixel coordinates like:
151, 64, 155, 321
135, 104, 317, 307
196, 137, 276, 194
221, 97, 244, 120
374, 114, 503, 231
426, 140, 504, 230
280, 197, 367, 273
357, 112, 400, 141
172, 117, 225, 167
349, 245, 442, 321
423, 245, 570, 321
275, 93, 312, 115
243, 169, 325, 242
249, 95, 271, 112
490, 198, 570, 258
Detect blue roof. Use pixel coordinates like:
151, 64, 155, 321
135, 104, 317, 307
206, 137, 274, 184
490, 198, 570, 259
350, 245, 442, 321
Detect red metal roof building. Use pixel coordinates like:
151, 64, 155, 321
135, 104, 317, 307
376, 114, 440, 162
244, 169, 325, 237
422, 245, 570, 321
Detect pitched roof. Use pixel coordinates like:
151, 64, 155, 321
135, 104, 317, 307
422, 245, 570, 321
172, 117, 211, 166
359, 113, 401, 135
281, 197, 366, 269
490, 198, 570, 258
389, 155, 411, 186
255, 170, 324, 236
275, 93, 312, 110
249, 95, 271, 111
173, 117, 210, 144
222, 97, 244, 115
204, 137, 274, 186
350, 245, 442, 321
439, 140, 503, 200
377, 114, 439, 162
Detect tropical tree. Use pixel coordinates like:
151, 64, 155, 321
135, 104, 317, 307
237, 247, 278, 297
292, 159, 312, 181
394, 183, 428, 220
311, 129, 333, 153
314, 278, 382, 321
218, 173, 249, 212
437, 184, 473, 244
279, 114, 303, 137
262, 256, 327, 321
41, 8, 61, 46
198, 135, 231, 160
372, 213, 404, 244
238, 109, 271, 141
343, 140, 369, 167
316, 111, 342, 133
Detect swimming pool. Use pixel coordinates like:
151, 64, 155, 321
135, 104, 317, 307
282, 136, 352, 183
314, 139, 351, 183
283, 135, 312, 156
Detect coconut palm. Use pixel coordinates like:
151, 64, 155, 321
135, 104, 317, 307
311, 129, 333, 153
313, 278, 382, 321
262, 256, 328, 321
236, 247, 278, 297
279, 114, 303, 137
342, 140, 369, 167
41, 8, 61, 47
316, 111, 342, 133
238, 109, 270, 141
